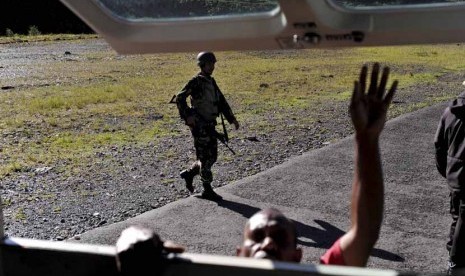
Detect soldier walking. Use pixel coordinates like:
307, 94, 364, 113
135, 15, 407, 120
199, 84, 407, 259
176, 52, 239, 201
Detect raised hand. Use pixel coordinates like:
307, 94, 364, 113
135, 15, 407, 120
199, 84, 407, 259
350, 63, 398, 138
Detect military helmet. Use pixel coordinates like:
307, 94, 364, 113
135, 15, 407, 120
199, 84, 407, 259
197, 51, 216, 67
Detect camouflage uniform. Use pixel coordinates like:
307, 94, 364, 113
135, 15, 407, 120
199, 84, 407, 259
176, 73, 236, 195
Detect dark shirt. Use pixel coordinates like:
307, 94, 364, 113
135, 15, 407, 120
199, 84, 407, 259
435, 91, 465, 192
176, 73, 236, 124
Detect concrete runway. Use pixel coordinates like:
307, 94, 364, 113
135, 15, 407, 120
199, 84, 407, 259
76, 103, 451, 274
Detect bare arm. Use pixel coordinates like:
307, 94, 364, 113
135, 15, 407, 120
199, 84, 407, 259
340, 63, 398, 266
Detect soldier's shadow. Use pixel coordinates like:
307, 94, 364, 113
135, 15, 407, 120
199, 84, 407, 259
217, 199, 404, 262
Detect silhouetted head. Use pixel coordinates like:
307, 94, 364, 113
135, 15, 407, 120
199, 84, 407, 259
197, 51, 216, 76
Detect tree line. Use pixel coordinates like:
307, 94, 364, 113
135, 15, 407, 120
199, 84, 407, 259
1, 0, 92, 35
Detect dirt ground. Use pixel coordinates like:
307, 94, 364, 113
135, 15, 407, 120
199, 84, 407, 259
0, 39, 463, 243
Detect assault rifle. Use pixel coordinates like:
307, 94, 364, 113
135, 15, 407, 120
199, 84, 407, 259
220, 113, 229, 143
214, 129, 236, 155
218, 113, 235, 154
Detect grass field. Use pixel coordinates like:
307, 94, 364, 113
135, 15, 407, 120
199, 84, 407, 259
0, 34, 98, 44
1, 41, 464, 178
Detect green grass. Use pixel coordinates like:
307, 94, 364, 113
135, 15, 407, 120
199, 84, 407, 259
14, 208, 27, 221
0, 34, 98, 44
1, 43, 465, 178
2, 198, 12, 208
161, 178, 176, 185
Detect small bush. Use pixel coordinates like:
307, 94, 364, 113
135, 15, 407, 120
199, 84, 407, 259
28, 25, 41, 36
5, 28, 14, 37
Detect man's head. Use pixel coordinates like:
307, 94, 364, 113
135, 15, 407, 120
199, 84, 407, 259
197, 51, 216, 76
236, 208, 302, 262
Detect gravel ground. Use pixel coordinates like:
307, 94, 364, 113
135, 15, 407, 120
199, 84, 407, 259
0, 39, 463, 241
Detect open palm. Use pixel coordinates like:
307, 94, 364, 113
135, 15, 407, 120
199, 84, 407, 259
350, 63, 398, 138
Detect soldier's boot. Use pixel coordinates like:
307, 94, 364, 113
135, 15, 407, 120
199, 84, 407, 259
180, 170, 194, 193
201, 183, 223, 201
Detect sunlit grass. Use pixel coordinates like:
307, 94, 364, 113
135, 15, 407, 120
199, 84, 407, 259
0, 34, 98, 44
26, 85, 138, 113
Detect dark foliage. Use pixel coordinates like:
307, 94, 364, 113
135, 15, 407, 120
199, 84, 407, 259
1, 0, 93, 35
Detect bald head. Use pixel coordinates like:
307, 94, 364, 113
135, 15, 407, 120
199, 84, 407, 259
245, 209, 298, 245
237, 208, 302, 262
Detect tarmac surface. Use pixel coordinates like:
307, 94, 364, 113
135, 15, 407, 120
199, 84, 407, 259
76, 102, 451, 274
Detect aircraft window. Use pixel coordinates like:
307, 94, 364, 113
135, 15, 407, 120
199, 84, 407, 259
60, 0, 465, 52
96, 0, 279, 20
332, 0, 465, 8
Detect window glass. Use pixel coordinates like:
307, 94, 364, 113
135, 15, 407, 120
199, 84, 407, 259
333, 0, 465, 8
96, 0, 279, 20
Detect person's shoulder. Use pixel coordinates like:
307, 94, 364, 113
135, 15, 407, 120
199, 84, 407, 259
185, 74, 202, 86
187, 74, 200, 82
